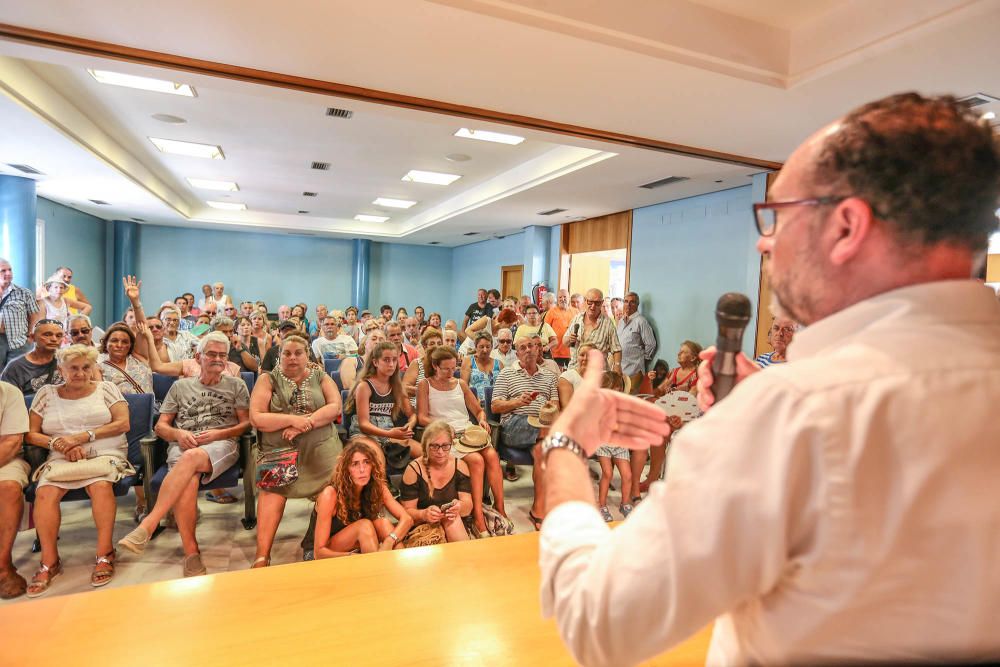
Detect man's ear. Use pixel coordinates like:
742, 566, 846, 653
827, 197, 876, 266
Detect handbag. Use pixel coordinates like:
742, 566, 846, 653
256, 447, 299, 490
32, 455, 135, 483
401, 522, 446, 548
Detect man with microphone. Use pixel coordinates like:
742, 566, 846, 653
539, 93, 1000, 666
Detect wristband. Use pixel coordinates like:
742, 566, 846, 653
389, 532, 399, 543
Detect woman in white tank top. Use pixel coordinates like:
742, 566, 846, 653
416, 346, 509, 535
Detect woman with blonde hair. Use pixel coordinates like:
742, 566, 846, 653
399, 421, 472, 543
24, 345, 131, 596
346, 341, 420, 460
312, 437, 412, 557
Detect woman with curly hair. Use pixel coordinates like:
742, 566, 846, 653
312, 437, 412, 557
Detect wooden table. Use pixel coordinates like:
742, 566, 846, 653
0, 532, 710, 666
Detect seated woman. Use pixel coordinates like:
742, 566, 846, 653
402, 327, 443, 406
557, 342, 595, 409
346, 341, 420, 460
646, 359, 671, 394
341, 328, 384, 392
426, 312, 443, 332
290, 304, 310, 334
399, 421, 472, 543
395, 306, 408, 323
416, 346, 508, 535
24, 345, 131, 597
250, 334, 343, 567
313, 437, 413, 557
461, 331, 503, 404
140, 322, 241, 378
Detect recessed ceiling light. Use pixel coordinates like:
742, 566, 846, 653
401, 170, 461, 186
355, 214, 389, 223
187, 178, 239, 191
88, 69, 196, 97
372, 197, 417, 209
89, 199, 110, 205
983, 111, 997, 121
149, 137, 224, 160
445, 153, 471, 162
302, 192, 318, 197
454, 128, 525, 145
206, 200, 246, 210
151, 113, 187, 124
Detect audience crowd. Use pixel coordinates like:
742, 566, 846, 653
0, 258, 796, 601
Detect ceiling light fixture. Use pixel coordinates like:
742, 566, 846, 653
983, 111, 997, 121
372, 197, 417, 209
454, 128, 525, 145
445, 153, 471, 162
401, 170, 461, 186
89, 69, 196, 97
187, 178, 239, 191
151, 113, 187, 124
149, 137, 224, 160
206, 200, 246, 211
355, 214, 389, 223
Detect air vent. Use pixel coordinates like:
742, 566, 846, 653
298, 210, 309, 214
537, 208, 567, 216
130, 217, 145, 222
311, 162, 330, 170
463, 232, 479, 236
6, 163, 43, 175
958, 93, 999, 108
89, 199, 110, 205
428, 241, 441, 245
639, 176, 690, 190
325, 107, 354, 119
302, 191, 318, 197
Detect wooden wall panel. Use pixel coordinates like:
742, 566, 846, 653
987, 254, 1000, 282
753, 173, 777, 357
565, 210, 632, 254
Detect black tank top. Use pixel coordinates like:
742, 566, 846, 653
365, 378, 395, 418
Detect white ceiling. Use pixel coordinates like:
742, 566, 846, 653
0, 0, 997, 246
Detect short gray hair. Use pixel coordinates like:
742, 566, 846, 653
67, 314, 92, 327
197, 331, 231, 354
57, 344, 98, 365
210, 315, 234, 330
159, 307, 181, 320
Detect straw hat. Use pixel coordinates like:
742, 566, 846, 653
527, 401, 560, 429
453, 425, 490, 454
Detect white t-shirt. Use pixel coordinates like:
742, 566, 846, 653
312, 334, 359, 359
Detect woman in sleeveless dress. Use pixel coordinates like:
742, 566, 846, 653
402, 327, 443, 407
249, 334, 342, 567
345, 341, 421, 462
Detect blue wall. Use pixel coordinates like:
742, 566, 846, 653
629, 184, 761, 359
369, 242, 452, 317
36, 197, 109, 325
450, 232, 525, 315
135, 226, 355, 315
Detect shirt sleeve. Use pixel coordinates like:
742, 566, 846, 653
234, 378, 251, 410
28, 384, 53, 416
539, 373, 824, 667
493, 369, 511, 402
562, 315, 581, 347
542, 323, 557, 341
640, 319, 657, 361
398, 462, 420, 502
100, 381, 127, 408
343, 336, 358, 355
0, 383, 29, 434
607, 321, 622, 355
160, 382, 181, 416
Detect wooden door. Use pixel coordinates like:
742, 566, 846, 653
501, 264, 523, 300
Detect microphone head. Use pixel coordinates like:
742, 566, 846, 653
715, 292, 752, 328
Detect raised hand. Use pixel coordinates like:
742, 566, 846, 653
122, 275, 142, 301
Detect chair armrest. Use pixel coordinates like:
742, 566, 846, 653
140, 436, 159, 510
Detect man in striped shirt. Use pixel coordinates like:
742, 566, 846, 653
755, 317, 797, 367
563, 288, 622, 372
0, 259, 41, 368
492, 336, 558, 527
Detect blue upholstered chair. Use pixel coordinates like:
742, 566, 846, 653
486, 386, 533, 467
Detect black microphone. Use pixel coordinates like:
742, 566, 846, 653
710, 293, 752, 402
570, 323, 580, 347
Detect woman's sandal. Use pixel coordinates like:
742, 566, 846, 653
91, 550, 116, 587
251, 556, 270, 569
26, 559, 63, 598
504, 466, 520, 482
205, 490, 237, 504
528, 511, 543, 531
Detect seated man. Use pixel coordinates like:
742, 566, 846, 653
211, 316, 258, 373
0, 320, 64, 394
261, 320, 317, 372
118, 332, 251, 577
67, 314, 104, 349
491, 337, 558, 528
312, 316, 358, 359
491, 328, 517, 367
755, 316, 797, 367
309, 304, 329, 338
385, 321, 418, 373
0, 380, 30, 598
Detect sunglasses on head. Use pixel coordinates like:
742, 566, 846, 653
33, 319, 64, 331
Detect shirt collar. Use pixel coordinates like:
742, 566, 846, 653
789, 280, 998, 361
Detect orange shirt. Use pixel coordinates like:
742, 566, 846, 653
544, 306, 577, 360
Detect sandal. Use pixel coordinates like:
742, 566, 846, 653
91, 550, 116, 587
0, 567, 27, 600
26, 559, 63, 598
205, 490, 237, 504
528, 511, 543, 531
504, 466, 520, 482
251, 556, 270, 569
599, 505, 614, 523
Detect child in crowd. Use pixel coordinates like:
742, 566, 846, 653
595, 370, 633, 522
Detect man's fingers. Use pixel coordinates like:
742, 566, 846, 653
735, 352, 759, 377
581, 349, 606, 388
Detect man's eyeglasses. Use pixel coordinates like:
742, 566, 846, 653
585, 299, 602, 306
752, 196, 847, 236
202, 351, 228, 360
428, 443, 452, 452
70, 327, 92, 337
498, 339, 513, 344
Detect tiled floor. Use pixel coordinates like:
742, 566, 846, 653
2, 459, 639, 605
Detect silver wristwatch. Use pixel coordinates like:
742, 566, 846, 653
87, 430, 97, 442
541, 431, 586, 469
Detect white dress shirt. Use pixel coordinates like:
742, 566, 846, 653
540, 280, 1000, 666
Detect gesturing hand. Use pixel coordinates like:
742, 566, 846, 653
696, 346, 760, 413
550, 350, 672, 456
122, 275, 142, 301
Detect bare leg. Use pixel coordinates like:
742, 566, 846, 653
646, 444, 666, 485
441, 516, 469, 542
614, 457, 633, 507
33, 485, 67, 567
85, 482, 117, 557
407, 439, 422, 458
173, 475, 203, 556
0, 483, 23, 571
254, 490, 288, 561
530, 441, 544, 519
326, 518, 378, 553
480, 446, 506, 517
464, 452, 487, 532
372, 517, 405, 550
139, 448, 212, 534
630, 448, 648, 500
597, 457, 612, 507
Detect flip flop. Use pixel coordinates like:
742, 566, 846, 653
528, 511, 543, 531
504, 467, 520, 482
205, 490, 237, 504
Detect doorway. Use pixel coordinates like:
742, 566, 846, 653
501, 264, 523, 300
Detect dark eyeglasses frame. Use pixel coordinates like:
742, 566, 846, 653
752, 196, 848, 237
